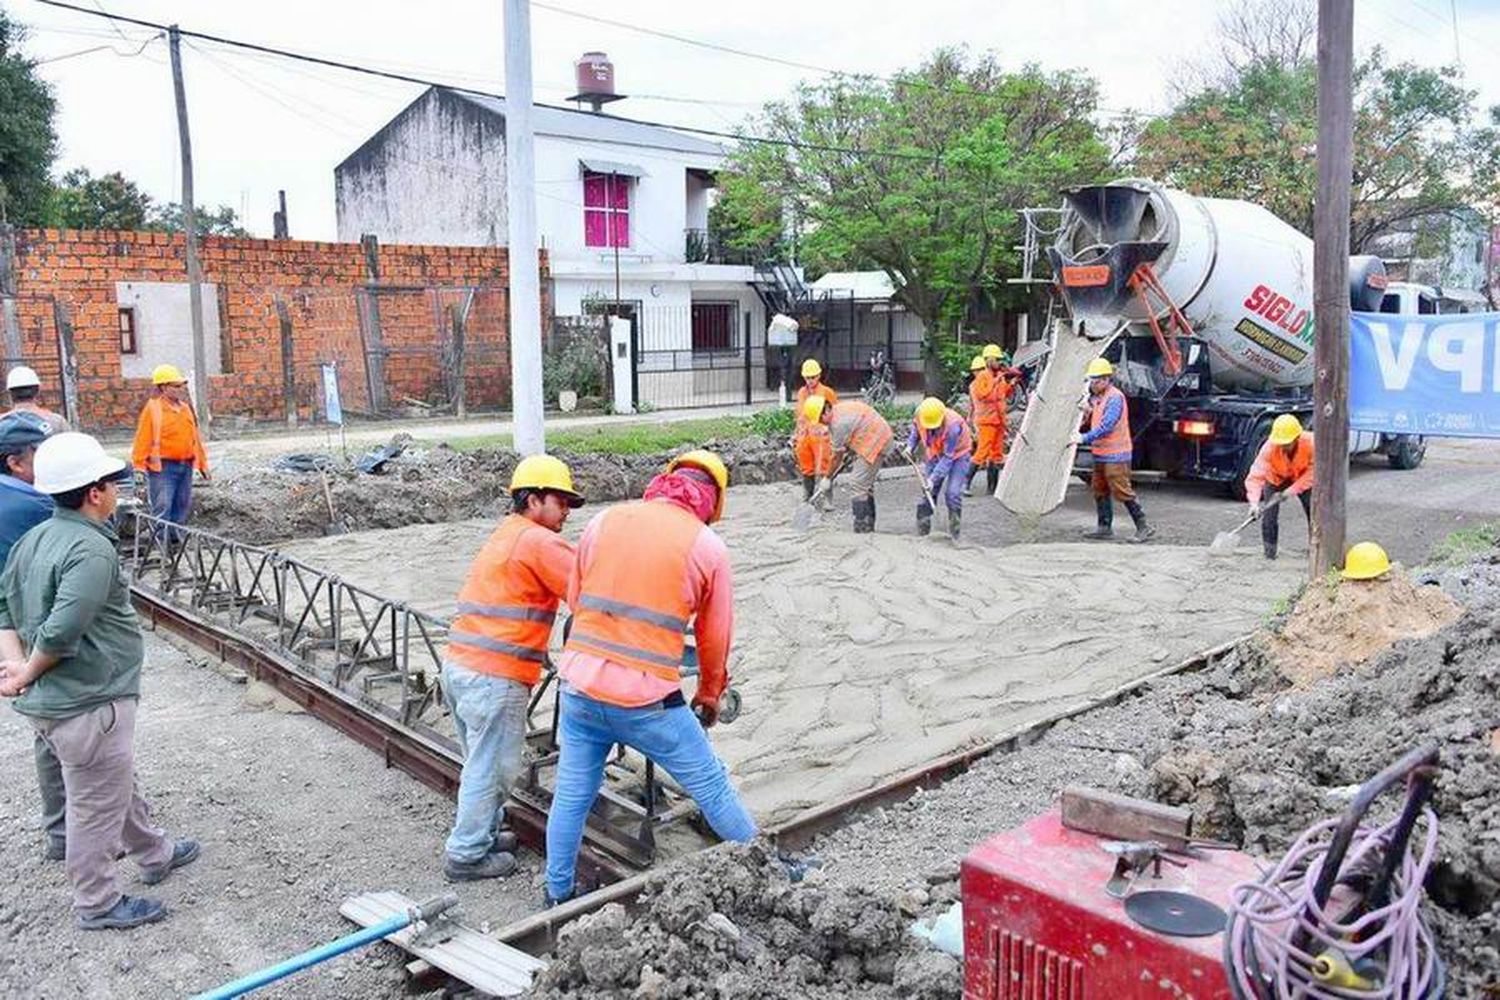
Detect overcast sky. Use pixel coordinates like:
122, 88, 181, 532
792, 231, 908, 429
13, 0, 1500, 241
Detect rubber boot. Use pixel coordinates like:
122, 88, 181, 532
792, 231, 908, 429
986, 466, 1000, 496
852, 498, 873, 534
1263, 542, 1278, 560
1083, 498, 1114, 539
1125, 500, 1156, 543
802, 476, 816, 502
867, 495, 878, 533
916, 496, 934, 536
964, 464, 980, 497
947, 507, 961, 540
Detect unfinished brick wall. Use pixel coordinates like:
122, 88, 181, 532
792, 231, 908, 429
3, 228, 545, 430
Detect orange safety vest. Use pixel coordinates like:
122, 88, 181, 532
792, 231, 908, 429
1087, 385, 1132, 459
1256, 433, 1314, 487
446, 515, 567, 686
831, 401, 894, 465
133, 395, 206, 472
969, 369, 1010, 427
918, 409, 973, 459
564, 501, 704, 681
795, 382, 839, 433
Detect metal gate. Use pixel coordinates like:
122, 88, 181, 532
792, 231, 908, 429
629, 304, 775, 410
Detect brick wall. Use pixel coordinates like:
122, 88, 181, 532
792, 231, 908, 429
3, 228, 545, 430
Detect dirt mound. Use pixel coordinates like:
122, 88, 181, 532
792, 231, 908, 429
1267, 566, 1461, 685
532, 843, 961, 999
191, 434, 799, 545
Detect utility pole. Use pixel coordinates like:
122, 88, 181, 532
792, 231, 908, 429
1311, 0, 1354, 578
504, 0, 544, 454
168, 26, 211, 430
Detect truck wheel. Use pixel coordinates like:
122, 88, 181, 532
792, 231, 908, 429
1227, 419, 1274, 501
1387, 435, 1426, 470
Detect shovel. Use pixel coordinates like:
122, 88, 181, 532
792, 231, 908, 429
791, 456, 850, 532
900, 446, 947, 535
1209, 491, 1286, 554
318, 469, 346, 536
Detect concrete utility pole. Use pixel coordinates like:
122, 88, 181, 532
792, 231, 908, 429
1311, 0, 1354, 578
168, 26, 211, 429
504, 0, 545, 455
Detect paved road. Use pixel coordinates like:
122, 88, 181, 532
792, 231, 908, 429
875, 437, 1500, 567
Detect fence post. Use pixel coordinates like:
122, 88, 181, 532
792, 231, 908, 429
274, 297, 297, 427
51, 298, 81, 427
357, 234, 390, 413
743, 309, 752, 405
451, 289, 475, 420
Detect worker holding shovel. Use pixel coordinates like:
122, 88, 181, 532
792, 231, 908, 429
806, 396, 895, 533
905, 397, 973, 540
1071, 358, 1155, 543
792, 359, 838, 507
1244, 414, 1314, 560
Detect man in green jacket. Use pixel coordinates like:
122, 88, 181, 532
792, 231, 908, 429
0, 432, 198, 930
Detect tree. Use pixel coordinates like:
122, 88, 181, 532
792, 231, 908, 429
0, 13, 58, 225
51, 168, 153, 229
716, 49, 1111, 379
1173, 0, 1316, 94
148, 201, 250, 238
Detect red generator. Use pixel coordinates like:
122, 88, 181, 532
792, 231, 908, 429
962, 808, 1262, 999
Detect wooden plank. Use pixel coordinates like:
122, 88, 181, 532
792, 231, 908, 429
1059, 786, 1192, 845
340, 890, 545, 998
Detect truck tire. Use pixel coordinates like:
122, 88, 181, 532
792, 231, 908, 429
1227, 418, 1275, 501
1387, 435, 1427, 470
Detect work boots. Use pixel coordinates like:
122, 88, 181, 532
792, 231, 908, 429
1125, 500, 1156, 543
916, 495, 934, 536
852, 497, 875, 534
1083, 498, 1114, 539
948, 508, 961, 540
803, 476, 817, 502
986, 466, 1000, 496
964, 464, 981, 497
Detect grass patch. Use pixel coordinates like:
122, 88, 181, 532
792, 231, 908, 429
1428, 521, 1500, 565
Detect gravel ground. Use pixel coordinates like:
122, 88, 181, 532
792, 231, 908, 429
0, 630, 539, 1000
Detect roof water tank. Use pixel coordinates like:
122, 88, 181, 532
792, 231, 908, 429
575, 52, 615, 99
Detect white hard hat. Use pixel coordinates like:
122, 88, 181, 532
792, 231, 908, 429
6, 366, 40, 390
34, 432, 128, 495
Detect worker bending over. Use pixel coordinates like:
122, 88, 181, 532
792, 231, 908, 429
442, 455, 583, 881
905, 397, 972, 540
130, 365, 209, 535
806, 397, 895, 533
969, 344, 1014, 496
544, 450, 755, 905
792, 359, 838, 504
1244, 414, 1314, 561
1071, 358, 1154, 543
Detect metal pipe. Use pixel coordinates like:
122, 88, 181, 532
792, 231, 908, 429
190, 893, 457, 1000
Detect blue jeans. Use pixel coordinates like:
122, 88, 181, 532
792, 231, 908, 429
442, 662, 530, 863
926, 456, 971, 513
146, 460, 194, 534
544, 687, 757, 900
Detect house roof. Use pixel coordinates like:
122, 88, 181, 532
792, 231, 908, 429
450, 90, 727, 157
809, 271, 899, 300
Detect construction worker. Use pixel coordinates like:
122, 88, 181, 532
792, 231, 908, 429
1071, 358, 1154, 542
6, 366, 69, 433
1342, 541, 1391, 581
131, 364, 210, 535
806, 396, 895, 533
1244, 414, 1314, 561
441, 455, 584, 881
0, 413, 62, 861
544, 450, 755, 905
904, 397, 972, 539
969, 344, 1013, 496
792, 359, 838, 503
0, 432, 199, 930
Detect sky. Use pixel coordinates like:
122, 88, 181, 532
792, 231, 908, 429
12, 0, 1500, 242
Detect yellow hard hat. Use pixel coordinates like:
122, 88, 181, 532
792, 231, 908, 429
1085, 358, 1114, 379
917, 396, 946, 430
1341, 541, 1391, 581
982, 343, 1003, 361
800, 358, 822, 378
667, 449, 729, 523
802, 394, 829, 424
509, 454, 584, 506
152, 363, 187, 385
1269, 413, 1304, 446
969, 355, 986, 372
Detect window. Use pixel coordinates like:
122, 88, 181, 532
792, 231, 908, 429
118, 307, 137, 354
691, 302, 735, 352
584, 172, 630, 248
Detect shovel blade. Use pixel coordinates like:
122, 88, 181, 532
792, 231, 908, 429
791, 502, 816, 532
1208, 530, 1239, 554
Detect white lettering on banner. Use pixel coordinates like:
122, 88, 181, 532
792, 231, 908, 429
1367, 321, 1424, 390
1426, 322, 1486, 394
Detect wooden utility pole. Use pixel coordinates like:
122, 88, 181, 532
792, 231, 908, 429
168, 26, 211, 430
1311, 0, 1354, 578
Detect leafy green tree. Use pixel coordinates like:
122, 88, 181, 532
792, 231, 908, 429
51, 168, 153, 229
0, 12, 58, 225
716, 49, 1112, 372
148, 201, 250, 237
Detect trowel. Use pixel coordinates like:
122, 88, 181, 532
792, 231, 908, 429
1209, 491, 1286, 554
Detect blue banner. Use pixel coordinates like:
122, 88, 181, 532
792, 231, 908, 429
1350, 311, 1500, 438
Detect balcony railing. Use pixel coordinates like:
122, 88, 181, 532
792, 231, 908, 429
684, 228, 774, 266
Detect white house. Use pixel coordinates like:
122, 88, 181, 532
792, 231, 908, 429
334, 87, 770, 406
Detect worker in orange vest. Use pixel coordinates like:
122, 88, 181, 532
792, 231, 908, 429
969, 344, 1014, 496
807, 396, 895, 533
792, 358, 838, 504
1244, 414, 1314, 560
904, 397, 973, 539
442, 454, 584, 881
544, 450, 755, 904
1071, 358, 1154, 542
130, 365, 209, 536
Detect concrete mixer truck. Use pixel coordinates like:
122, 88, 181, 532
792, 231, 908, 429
1016, 178, 1426, 503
